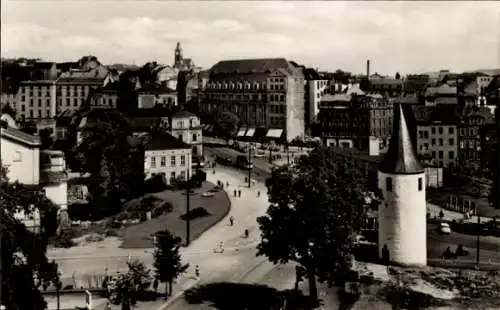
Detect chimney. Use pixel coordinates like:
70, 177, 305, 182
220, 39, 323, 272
366, 60, 370, 80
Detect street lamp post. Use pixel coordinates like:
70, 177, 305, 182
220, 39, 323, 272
248, 141, 253, 188
476, 215, 481, 269
185, 169, 191, 246
55, 272, 62, 310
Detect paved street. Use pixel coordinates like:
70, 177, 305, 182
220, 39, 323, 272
48, 154, 500, 309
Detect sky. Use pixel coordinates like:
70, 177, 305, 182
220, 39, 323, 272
2, 1, 499, 75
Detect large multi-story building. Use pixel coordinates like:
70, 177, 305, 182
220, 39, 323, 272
12, 58, 108, 133
457, 107, 494, 171
408, 105, 461, 168
318, 93, 393, 151
201, 58, 305, 142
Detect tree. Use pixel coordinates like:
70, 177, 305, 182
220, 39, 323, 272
38, 128, 54, 149
74, 110, 145, 218
333, 69, 353, 84
111, 259, 152, 309
395, 72, 401, 80
359, 78, 371, 92
153, 230, 189, 297
1, 164, 60, 310
215, 111, 239, 142
257, 146, 378, 301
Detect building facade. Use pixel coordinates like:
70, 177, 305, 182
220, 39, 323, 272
318, 94, 393, 151
87, 88, 119, 110
201, 58, 305, 142
411, 105, 461, 168
457, 107, 494, 171
143, 132, 192, 183
137, 86, 177, 109
0, 126, 41, 185
169, 111, 203, 157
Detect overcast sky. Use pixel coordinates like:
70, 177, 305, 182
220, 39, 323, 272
2, 1, 499, 75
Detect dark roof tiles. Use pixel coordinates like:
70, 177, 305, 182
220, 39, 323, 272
144, 132, 190, 151
379, 103, 424, 175
210, 58, 296, 76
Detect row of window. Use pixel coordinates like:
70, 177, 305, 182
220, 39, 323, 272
207, 78, 287, 90
20, 110, 51, 118
386, 177, 423, 192
157, 171, 186, 181
150, 155, 187, 169
174, 119, 199, 129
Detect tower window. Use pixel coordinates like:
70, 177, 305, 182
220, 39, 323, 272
386, 177, 393, 192
418, 178, 423, 191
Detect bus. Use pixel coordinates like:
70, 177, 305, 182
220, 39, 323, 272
236, 155, 253, 170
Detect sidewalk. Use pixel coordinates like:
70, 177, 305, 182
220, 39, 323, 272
427, 202, 494, 223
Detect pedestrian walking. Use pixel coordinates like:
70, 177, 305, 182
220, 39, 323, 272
226, 181, 229, 187
233, 189, 237, 197
213, 169, 216, 175
244, 229, 249, 238
195, 265, 200, 278
238, 190, 241, 197
229, 216, 234, 226
257, 191, 261, 198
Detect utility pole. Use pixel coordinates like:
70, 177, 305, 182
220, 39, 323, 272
286, 142, 290, 166
248, 141, 252, 188
476, 215, 481, 269
185, 169, 191, 246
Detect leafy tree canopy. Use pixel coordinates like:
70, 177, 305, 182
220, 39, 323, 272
73, 109, 145, 218
257, 146, 379, 300
0, 164, 60, 310
333, 69, 353, 84
215, 111, 239, 140
153, 230, 189, 297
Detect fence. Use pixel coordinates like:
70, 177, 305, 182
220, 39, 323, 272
442, 195, 477, 215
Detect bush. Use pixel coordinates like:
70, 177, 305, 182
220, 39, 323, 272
51, 229, 77, 248
144, 174, 167, 194
180, 207, 211, 221
151, 202, 173, 218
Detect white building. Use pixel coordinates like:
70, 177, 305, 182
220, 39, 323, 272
143, 132, 192, 184
377, 103, 427, 266
307, 79, 329, 124
40, 150, 68, 211
169, 111, 203, 157
0, 126, 41, 185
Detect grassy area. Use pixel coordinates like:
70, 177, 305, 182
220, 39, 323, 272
120, 181, 230, 248
427, 187, 500, 218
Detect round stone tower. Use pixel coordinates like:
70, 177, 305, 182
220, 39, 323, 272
377, 103, 427, 266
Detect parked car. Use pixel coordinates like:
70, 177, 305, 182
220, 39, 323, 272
439, 222, 452, 234
216, 156, 232, 166
201, 192, 215, 198
253, 151, 265, 158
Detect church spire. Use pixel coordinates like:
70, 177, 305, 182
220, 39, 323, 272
379, 103, 424, 174
174, 42, 183, 68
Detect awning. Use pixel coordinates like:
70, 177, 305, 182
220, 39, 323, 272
237, 129, 247, 137
245, 128, 256, 137
266, 129, 283, 138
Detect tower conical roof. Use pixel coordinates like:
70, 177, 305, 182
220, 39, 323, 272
379, 103, 424, 174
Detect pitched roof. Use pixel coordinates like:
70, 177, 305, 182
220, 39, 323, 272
410, 104, 462, 125
172, 110, 196, 118
210, 58, 296, 75
1, 126, 41, 147
321, 93, 351, 102
143, 132, 190, 151
379, 103, 424, 175
136, 83, 176, 94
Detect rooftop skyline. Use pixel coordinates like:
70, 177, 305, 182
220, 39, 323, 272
2, 1, 499, 75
